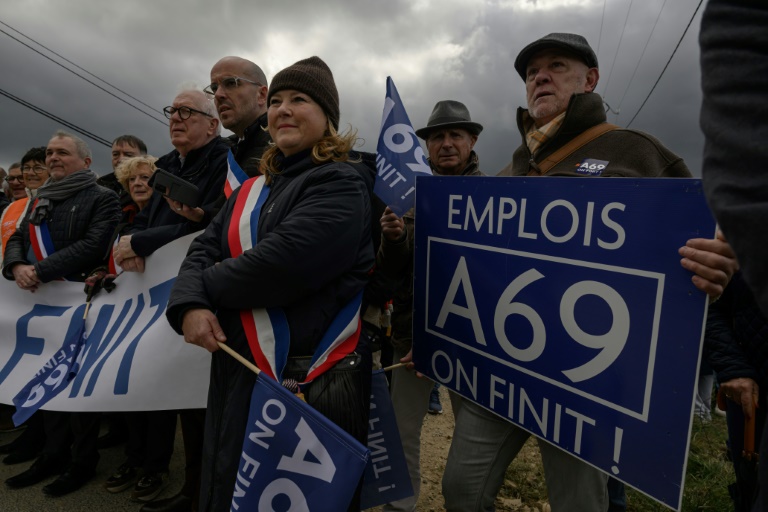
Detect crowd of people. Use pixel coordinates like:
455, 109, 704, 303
0, 15, 763, 511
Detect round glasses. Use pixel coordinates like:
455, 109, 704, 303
163, 106, 213, 120
5, 175, 24, 183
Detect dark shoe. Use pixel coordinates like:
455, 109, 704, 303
104, 462, 139, 493
3, 446, 41, 465
428, 386, 443, 415
139, 493, 192, 512
97, 429, 127, 450
0, 415, 25, 433
42, 464, 96, 497
5, 454, 67, 489
131, 472, 169, 502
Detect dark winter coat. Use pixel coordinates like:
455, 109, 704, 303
166, 150, 373, 512
128, 136, 229, 257
2, 182, 120, 282
498, 93, 691, 178
379, 151, 483, 351
705, 272, 768, 387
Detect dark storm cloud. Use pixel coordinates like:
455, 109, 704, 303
0, 0, 705, 177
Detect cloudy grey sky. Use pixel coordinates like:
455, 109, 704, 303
0, 0, 705, 177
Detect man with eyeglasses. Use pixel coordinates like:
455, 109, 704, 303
206, 56, 271, 180
110, 88, 227, 512
115, 88, 228, 273
5, 163, 26, 201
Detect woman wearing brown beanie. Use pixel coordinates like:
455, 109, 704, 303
166, 56, 374, 511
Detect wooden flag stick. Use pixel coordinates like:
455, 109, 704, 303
382, 362, 407, 372
218, 342, 261, 375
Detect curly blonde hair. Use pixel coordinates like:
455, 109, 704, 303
115, 155, 158, 192
259, 122, 359, 184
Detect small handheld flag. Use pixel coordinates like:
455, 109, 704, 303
374, 77, 432, 216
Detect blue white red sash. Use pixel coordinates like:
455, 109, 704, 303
224, 149, 249, 199
227, 176, 362, 384
108, 236, 123, 275
28, 200, 55, 262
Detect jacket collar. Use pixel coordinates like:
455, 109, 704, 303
516, 92, 606, 157
429, 151, 482, 176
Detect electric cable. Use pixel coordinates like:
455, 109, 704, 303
601, 0, 635, 100
597, 0, 608, 54
0, 19, 161, 116
0, 87, 112, 147
626, 0, 704, 128
615, 0, 669, 123
0, 25, 167, 126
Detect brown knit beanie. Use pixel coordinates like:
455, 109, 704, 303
268, 56, 340, 130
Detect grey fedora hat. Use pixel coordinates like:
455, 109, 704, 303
415, 100, 483, 140
514, 33, 598, 80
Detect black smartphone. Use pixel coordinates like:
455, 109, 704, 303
152, 169, 200, 208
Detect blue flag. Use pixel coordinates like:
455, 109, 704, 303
375, 77, 432, 216
231, 373, 370, 512
12, 304, 87, 426
361, 370, 414, 509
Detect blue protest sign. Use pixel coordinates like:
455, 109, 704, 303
361, 370, 414, 508
231, 374, 370, 512
12, 304, 87, 426
375, 77, 432, 216
412, 176, 714, 510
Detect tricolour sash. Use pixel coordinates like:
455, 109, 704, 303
108, 235, 123, 275
28, 200, 55, 262
224, 149, 249, 199
227, 176, 362, 384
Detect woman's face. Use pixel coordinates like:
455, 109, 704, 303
128, 164, 153, 209
21, 160, 50, 190
268, 90, 328, 157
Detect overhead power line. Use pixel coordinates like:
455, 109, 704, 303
626, 0, 705, 128
0, 19, 162, 116
615, 0, 669, 122
601, 0, 635, 100
596, 0, 608, 55
0, 87, 111, 147
0, 22, 167, 126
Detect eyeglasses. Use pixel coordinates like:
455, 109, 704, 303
21, 165, 47, 175
5, 175, 24, 183
203, 76, 261, 96
163, 106, 213, 120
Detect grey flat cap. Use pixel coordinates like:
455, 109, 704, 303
514, 33, 598, 80
415, 100, 483, 140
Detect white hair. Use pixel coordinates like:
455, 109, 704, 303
176, 84, 221, 135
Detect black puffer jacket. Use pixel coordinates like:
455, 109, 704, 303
705, 272, 768, 387
129, 136, 229, 257
2, 183, 120, 282
166, 150, 373, 512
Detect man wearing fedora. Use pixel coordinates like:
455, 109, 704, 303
378, 100, 483, 512
441, 33, 739, 511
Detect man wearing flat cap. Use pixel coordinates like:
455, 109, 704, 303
442, 33, 739, 511
379, 100, 483, 511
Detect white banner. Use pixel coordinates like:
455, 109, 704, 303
0, 233, 210, 411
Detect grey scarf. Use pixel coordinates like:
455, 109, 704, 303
28, 169, 98, 225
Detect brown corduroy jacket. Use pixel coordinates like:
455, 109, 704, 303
498, 92, 691, 178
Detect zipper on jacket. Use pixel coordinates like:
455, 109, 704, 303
68, 205, 78, 239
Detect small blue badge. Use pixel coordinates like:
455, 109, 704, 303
575, 158, 609, 176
